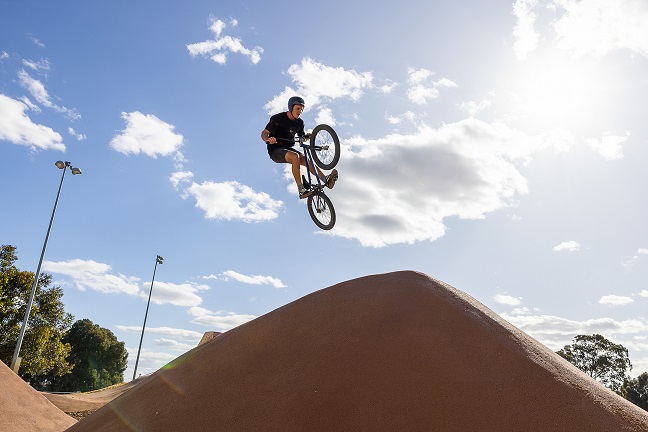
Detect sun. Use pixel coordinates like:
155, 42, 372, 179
501, 49, 607, 133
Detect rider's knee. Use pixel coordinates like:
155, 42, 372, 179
287, 153, 299, 165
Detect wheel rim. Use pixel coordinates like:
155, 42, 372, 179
314, 131, 336, 166
308, 192, 335, 230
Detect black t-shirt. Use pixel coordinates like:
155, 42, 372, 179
264, 112, 305, 155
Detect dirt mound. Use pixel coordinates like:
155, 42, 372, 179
198, 331, 221, 346
0, 359, 76, 432
67, 271, 648, 431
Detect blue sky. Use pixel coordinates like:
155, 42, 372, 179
2, 0, 648, 380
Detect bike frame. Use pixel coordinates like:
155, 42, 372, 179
276, 135, 327, 192
298, 136, 325, 191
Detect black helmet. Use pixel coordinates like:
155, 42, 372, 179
288, 96, 305, 113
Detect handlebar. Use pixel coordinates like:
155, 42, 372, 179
266, 134, 310, 145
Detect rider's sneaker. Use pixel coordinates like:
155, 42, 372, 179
299, 187, 313, 199
325, 169, 338, 189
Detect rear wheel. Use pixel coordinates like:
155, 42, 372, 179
307, 192, 336, 230
310, 124, 340, 170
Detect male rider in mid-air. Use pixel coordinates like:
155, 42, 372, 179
262, 96, 338, 199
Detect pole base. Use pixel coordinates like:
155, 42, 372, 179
11, 357, 22, 374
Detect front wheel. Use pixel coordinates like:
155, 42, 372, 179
310, 124, 340, 170
307, 192, 336, 230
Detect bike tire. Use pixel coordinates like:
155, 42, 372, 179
307, 191, 336, 230
310, 124, 340, 170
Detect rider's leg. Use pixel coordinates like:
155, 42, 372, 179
286, 151, 314, 198
285, 150, 303, 188
298, 153, 326, 181
285, 151, 302, 187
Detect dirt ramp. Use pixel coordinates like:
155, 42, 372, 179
0, 359, 76, 432
67, 271, 648, 431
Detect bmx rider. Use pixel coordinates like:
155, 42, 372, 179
261, 96, 338, 199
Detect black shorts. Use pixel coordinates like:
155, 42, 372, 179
269, 147, 301, 164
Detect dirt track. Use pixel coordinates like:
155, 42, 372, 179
42, 378, 147, 420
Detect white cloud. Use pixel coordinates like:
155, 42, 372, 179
221, 270, 287, 288
315, 107, 336, 126
0, 51, 8, 61
22, 58, 50, 72
622, 248, 648, 268
110, 111, 184, 158
170, 170, 194, 190
142, 281, 208, 307
264, 58, 374, 114
641, 291, 648, 298
458, 99, 493, 116
511, 307, 532, 315
386, 111, 418, 126
406, 68, 457, 105
553, 241, 580, 252
387, 115, 402, 125
68, 127, 86, 141
117, 325, 203, 341
43, 259, 141, 295
17, 70, 80, 120
325, 118, 545, 247
44, 258, 208, 307
186, 180, 283, 222
512, 0, 540, 60
154, 338, 195, 352
587, 131, 629, 160
598, 295, 634, 306
30, 36, 45, 48
503, 312, 648, 379
124, 347, 176, 378
0, 93, 65, 151
189, 309, 257, 331
552, 0, 648, 57
187, 16, 263, 65
379, 81, 398, 93
495, 294, 523, 306
18, 70, 50, 106
501, 313, 648, 351
188, 306, 213, 317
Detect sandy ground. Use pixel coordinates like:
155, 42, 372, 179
62, 271, 648, 432
0, 359, 76, 432
42, 377, 147, 420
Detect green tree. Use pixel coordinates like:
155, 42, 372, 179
623, 372, 648, 411
0, 245, 73, 380
557, 334, 632, 393
50, 319, 128, 392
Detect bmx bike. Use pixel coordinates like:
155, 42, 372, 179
273, 124, 341, 230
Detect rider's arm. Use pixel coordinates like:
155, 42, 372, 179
261, 129, 276, 144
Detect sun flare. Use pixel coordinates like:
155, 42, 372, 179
503, 51, 606, 132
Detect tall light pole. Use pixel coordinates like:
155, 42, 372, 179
132, 255, 164, 381
11, 161, 82, 373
